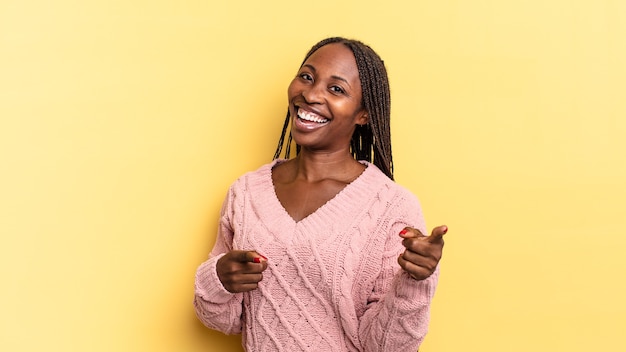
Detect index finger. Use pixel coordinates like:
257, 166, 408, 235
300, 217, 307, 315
426, 225, 448, 244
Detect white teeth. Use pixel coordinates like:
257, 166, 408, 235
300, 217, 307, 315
298, 110, 329, 123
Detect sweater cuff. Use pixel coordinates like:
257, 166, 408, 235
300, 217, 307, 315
394, 269, 439, 303
195, 253, 235, 304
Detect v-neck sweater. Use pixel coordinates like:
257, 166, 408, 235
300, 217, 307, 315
194, 160, 439, 352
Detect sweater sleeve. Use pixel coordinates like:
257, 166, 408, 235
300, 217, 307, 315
357, 192, 439, 352
193, 186, 244, 335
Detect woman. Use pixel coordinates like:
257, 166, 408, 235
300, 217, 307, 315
194, 37, 447, 351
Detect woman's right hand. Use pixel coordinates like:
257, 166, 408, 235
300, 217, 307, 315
216, 250, 268, 293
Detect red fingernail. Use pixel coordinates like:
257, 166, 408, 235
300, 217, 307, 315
253, 257, 261, 263
442, 226, 448, 235
399, 229, 408, 235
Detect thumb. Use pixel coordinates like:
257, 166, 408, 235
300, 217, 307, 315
249, 250, 268, 264
399, 227, 425, 239
233, 250, 267, 263
426, 225, 448, 244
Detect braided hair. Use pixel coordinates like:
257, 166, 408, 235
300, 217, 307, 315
273, 37, 394, 180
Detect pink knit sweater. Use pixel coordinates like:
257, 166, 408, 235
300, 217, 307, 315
194, 160, 438, 351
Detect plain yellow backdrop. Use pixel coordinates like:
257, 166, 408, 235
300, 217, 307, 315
1, 0, 625, 351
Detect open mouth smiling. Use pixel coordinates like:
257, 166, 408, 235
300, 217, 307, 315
297, 109, 329, 124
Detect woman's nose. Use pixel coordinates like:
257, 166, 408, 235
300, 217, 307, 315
302, 83, 324, 104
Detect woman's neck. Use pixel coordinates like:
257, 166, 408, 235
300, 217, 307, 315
290, 150, 364, 183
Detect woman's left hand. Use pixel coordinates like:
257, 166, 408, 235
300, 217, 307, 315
397, 225, 448, 280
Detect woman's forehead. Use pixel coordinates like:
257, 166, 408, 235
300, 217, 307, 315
303, 43, 360, 82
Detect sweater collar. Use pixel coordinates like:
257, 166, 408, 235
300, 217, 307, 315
247, 159, 391, 229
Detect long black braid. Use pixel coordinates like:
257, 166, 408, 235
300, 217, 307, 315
273, 37, 394, 180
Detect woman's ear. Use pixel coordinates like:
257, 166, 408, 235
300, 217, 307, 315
356, 111, 369, 126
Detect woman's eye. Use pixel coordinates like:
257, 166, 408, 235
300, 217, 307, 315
299, 73, 313, 81
330, 86, 345, 94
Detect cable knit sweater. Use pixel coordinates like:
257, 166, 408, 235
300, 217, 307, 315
194, 160, 438, 351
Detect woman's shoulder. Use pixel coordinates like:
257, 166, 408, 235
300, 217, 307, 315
233, 159, 283, 181
223, 160, 273, 191
361, 162, 422, 205
267, 158, 296, 184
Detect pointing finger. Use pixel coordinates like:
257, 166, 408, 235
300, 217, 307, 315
426, 225, 448, 244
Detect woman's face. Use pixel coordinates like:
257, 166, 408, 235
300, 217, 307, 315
287, 43, 368, 153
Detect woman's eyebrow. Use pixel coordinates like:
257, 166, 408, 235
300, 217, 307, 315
302, 64, 316, 72
332, 75, 350, 87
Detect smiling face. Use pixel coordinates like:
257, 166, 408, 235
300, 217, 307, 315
287, 43, 368, 153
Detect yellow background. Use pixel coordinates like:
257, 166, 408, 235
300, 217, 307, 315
1, 0, 625, 351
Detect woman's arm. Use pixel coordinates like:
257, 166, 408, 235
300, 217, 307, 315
193, 187, 244, 335
357, 194, 440, 351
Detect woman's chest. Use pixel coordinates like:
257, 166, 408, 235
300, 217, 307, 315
234, 219, 385, 300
